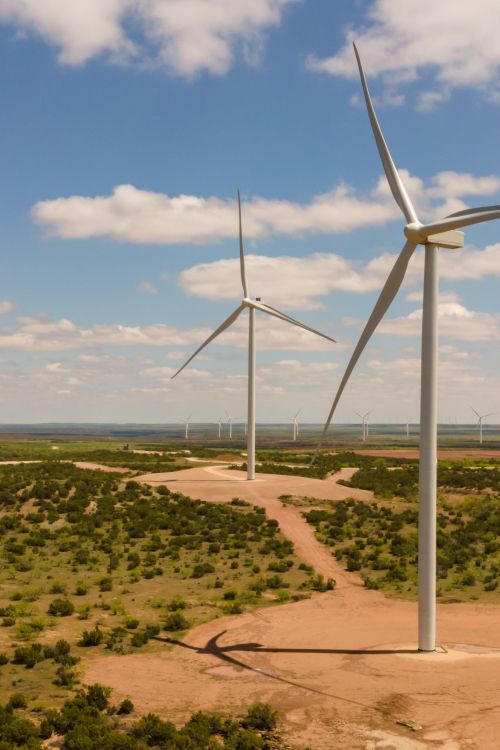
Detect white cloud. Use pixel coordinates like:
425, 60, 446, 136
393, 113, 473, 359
179, 236, 500, 312
32, 183, 398, 244
307, 0, 500, 104
0, 311, 338, 354
379, 302, 500, 341
0, 300, 15, 314
0, 0, 296, 77
32, 169, 500, 245
179, 252, 392, 310
138, 280, 158, 295
0, 315, 209, 352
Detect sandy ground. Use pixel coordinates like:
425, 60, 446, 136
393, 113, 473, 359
352, 449, 500, 460
83, 465, 500, 749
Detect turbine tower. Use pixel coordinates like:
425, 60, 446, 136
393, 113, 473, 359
217, 416, 223, 439
355, 410, 372, 441
172, 192, 335, 480
314, 44, 500, 652
471, 407, 494, 445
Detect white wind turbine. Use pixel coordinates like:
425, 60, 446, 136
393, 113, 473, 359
314, 44, 500, 652
178, 415, 192, 440
355, 410, 372, 441
225, 410, 234, 439
471, 407, 494, 445
286, 409, 301, 441
217, 416, 223, 439
172, 191, 336, 480
292, 409, 301, 441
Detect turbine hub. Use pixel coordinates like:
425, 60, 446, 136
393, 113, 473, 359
404, 222, 426, 245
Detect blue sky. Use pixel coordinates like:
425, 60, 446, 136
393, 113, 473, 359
0, 0, 499, 425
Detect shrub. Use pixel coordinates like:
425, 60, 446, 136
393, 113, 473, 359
7, 693, 28, 709
166, 595, 187, 611
243, 702, 278, 731
98, 576, 113, 592
163, 611, 189, 632
50, 581, 67, 595
48, 598, 75, 617
74, 582, 89, 596
78, 626, 103, 647
117, 699, 134, 715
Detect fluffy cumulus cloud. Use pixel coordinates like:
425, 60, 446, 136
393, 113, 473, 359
0, 315, 210, 352
379, 302, 500, 341
0, 0, 296, 76
180, 239, 500, 311
307, 0, 500, 107
32, 183, 398, 244
0, 312, 337, 354
179, 252, 393, 310
31, 169, 500, 245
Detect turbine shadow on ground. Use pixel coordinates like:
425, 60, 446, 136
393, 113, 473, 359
154, 630, 416, 714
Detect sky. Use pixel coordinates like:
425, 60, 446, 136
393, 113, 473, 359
0, 0, 499, 426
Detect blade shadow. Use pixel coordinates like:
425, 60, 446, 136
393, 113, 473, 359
154, 630, 417, 714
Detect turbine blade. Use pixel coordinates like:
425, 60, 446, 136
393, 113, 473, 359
311, 239, 417, 462
470, 406, 480, 419
171, 305, 245, 379
237, 190, 248, 298
353, 43, 418, 224
252, 300, 336, 343
482, 412, 494, 418
420, 205, 500, 237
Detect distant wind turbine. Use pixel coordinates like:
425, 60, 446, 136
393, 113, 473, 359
172, 191, 336, 480
292, 410, 301, 441
355, 410, 372, 442
225, 411, 234, 440
217, 416, 223, 439
177, 415, 192, 440
313, 44, 500, 652
471, 407, 494, 445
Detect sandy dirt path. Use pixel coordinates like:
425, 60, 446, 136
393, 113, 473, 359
83, 464, 500, 749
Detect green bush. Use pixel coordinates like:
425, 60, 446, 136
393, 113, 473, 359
78, 626, 103, 647
48, 598, 75, 617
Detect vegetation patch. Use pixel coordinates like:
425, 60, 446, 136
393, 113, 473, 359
305, 495, 499, 600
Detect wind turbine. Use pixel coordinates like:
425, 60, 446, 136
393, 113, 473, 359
280, 410, 301, 440
292, 410, 301, 441
314, 44, 500, 652
355, 410, 372, 441
178, 415, 192, 440
172, 191, 336, 480
225, 411, 234, 440
471, 407, 494, 444
217, 416, 223, 439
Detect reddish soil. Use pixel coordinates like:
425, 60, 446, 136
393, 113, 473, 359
83, 464, 500, 749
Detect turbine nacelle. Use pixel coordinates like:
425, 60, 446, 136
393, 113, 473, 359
404, 222, 464, 249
